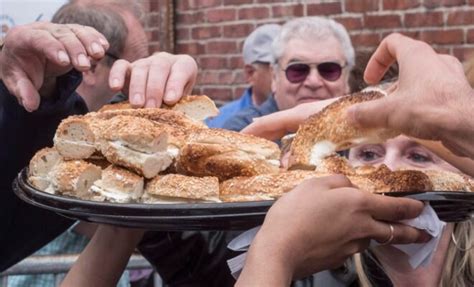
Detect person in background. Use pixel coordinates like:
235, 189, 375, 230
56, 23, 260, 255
222, 16, 354, 132
206, 24, 280, 128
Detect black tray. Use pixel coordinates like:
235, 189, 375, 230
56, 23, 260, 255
13, 168, 271, 231
14, 168, 474, 230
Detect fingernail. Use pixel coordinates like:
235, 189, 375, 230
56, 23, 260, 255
146, 98, 156, 108
417, 232, 432, 243
165, 90, 176, 102
132, 93, 142, 104
90, 42, 103, 55
111, 78, 120, 89
57, 51, 70, 64
77, 54, 90, 67
99, 37, 109, 47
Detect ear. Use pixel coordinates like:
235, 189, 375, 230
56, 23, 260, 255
243, 64, 255, 83
82, 70, 96, 86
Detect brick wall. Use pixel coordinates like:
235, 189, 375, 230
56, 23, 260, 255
151, 0, 474, 103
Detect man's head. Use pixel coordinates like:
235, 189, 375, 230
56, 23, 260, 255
242, 24, 281, 106
271, 17, 354, 111
69, 0, 149, 61
53, 3, 128, 111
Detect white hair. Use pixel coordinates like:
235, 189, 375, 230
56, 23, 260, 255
272, 16, 355, 68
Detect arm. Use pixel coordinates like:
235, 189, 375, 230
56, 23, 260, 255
347, 33, 474, 159
236, 176, 429, 286
61, 225, 144, 287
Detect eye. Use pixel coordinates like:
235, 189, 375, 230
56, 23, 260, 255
407, 151, 432, 163
407, 148, 434, 163
356, 146, 383, 162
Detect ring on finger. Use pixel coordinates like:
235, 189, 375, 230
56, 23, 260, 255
378, 224, 395, 245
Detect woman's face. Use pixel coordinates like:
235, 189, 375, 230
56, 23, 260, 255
348, 135, 459, 172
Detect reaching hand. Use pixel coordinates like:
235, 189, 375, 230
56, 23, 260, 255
346, 33, 474, 158
0, 22, 109, 112
108, 52, 198, 108
237, 175, 428, 286
241, 98, 337, 140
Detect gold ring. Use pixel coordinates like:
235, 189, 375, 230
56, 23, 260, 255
379, 224, 395, 245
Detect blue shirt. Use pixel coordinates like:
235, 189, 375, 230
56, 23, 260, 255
221, 95, 279, 132
205, 88, 254, 128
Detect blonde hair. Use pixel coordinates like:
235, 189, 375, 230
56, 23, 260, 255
355, 220, 474, 287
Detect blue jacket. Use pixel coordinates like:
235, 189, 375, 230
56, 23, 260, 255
221, 95, 279, 132
206, 88, 254, 128
0, 70, 86, 271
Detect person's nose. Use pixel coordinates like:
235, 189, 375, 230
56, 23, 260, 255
303, 67, 324, 89
382, 152, 403, 171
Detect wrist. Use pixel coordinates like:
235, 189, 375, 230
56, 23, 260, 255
237, 231, 294, 287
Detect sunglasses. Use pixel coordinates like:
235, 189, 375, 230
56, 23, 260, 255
283, 62, 345, 83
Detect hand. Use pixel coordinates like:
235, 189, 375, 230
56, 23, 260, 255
236, 175, 428, 286
346, 33, 474, 158
108, 52, 198, 108
0, 22, 109, 112
241, 98, 337, 140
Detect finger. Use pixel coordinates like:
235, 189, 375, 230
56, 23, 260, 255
67, 24, 108, 59
109, 59, 130, 91
297, 175, 354, 191
52, 26, 91, 71
145, 61, 172, 107
366, 194, 424, 221
163, 55, 198, 104
23, 30, 71, 68
363, 34, 400, 84
128, 63, 148, 107
345, 94, 399, 130
370, 222, 430, 245
241, 114, 288, 140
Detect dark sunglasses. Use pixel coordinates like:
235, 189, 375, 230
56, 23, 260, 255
284, 62, 345, 83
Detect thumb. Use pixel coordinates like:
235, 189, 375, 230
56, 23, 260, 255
346, 96, 398, 130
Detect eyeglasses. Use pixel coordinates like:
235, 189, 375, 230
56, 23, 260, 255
283, 62, 345, 83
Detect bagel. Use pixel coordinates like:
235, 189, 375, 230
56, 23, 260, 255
290, 91, 400, 170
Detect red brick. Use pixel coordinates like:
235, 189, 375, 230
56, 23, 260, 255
447, 10, 474, 25
234, 87, 247, 99
452, 47, 474, 61
201, 87, 232, 102
146, 13, 160, 27
467, 29, 474, 42
175, 42, 205, 55
206, 8, 236, 23
345, 0, 379, 12
365, 15, 401, 29
223, 23, 255, 38
229, 56, 244, 69
188, 0, 222, 9
206, 41, 239, 54
238, 7, 270, 20
224, 0, 254, 4
383, 0, 421, 10
191, 26, 222, 39
199, 57, 228, 69
175, 1, 190, 11
176, 12, 199, 25
272, 4, 304, 17
420, 29, 464, 45
307, 2, 342, 15
433, 46, 451, 54
424, 0, 466, 8
176, 28, 190, 40
405, 12, 444, 27
148, 43, 161, 54
332, 16, 363, 30
350, 33, 381, 47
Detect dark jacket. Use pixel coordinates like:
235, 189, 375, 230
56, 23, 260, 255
0, 71, 86, 271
